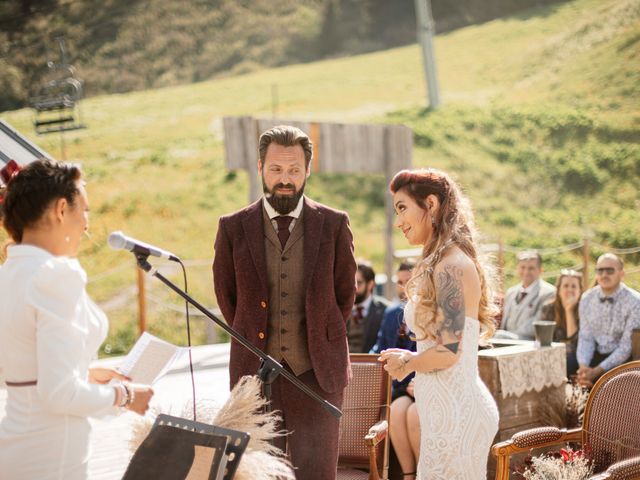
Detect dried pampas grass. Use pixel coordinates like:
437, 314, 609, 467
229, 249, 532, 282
129, 375, 295, 480
565, 382, 589, 429
535, 382, 591, 429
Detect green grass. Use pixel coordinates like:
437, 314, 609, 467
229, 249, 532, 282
1, 0, 638, 355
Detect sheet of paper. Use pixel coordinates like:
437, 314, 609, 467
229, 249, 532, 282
118, 332, 184, 384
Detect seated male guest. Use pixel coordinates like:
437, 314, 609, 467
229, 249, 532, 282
347, 261, 389, 353
500, 250, 556, 340
577, 253, 640, 387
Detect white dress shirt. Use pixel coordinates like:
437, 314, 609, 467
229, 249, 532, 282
263, 195, 304, 233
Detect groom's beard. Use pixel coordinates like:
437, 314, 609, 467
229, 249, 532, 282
263, 178, 306, 215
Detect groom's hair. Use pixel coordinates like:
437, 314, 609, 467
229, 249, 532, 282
258, 125, 313, 169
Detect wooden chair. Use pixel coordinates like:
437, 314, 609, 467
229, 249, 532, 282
632, 329, 640, 361
492, 360, 640, 480
337, 353, 392, 480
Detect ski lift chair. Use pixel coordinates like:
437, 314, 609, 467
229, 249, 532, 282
30, 51, 86, 135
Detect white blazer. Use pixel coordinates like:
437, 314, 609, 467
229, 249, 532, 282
0, 245, 116, 480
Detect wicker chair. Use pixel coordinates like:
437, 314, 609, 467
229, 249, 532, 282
337, 354, 392, 480
492, 360, 640, 480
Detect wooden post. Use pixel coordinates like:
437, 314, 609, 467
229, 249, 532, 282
383, 129, 396, 300
497, 239, 505, 296
247, 118, 260, 203
582, 238, 590, 289
137, 264, 146, 336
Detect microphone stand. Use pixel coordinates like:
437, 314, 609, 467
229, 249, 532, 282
134, 254, 342, 419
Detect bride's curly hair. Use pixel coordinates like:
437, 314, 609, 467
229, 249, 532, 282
390, 168, 498, 341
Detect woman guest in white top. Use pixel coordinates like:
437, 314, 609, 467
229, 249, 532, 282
0, 159, 154, 480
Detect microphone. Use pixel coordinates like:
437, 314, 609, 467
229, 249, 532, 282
108, 231, 179, 262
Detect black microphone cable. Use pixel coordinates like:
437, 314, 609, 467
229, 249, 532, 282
176, 258, 197, 423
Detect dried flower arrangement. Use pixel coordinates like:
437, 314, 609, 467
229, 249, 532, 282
515, 447, 593, 480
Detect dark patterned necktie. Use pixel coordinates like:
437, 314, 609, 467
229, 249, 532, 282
599, 296, 614, 304
516, 291, 528, 304
275, 216, 293, 249
352, 305, 365, 325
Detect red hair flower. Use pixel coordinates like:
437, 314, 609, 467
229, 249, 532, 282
0, 160, 22, 186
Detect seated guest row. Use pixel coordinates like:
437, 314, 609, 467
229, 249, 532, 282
484, 250, 639, 385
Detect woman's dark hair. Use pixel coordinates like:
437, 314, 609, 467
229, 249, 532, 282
553, 269, 583, 333
1, 159, 82, 243
357, 260, 376, 285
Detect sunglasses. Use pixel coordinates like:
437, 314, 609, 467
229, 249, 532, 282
595, 267, 616, 275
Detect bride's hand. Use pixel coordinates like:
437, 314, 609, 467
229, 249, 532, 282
378, 349, 414, 380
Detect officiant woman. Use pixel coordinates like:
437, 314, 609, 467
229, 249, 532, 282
0, 159, 154, 480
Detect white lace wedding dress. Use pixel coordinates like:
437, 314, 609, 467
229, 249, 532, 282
405, 300, 499, 479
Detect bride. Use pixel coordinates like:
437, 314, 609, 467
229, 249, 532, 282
379, 168, 499, 480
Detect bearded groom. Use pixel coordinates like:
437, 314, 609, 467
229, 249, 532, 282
213, 125, 356, 479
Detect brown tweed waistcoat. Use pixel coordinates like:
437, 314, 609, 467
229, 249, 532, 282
263, 209, 312, 375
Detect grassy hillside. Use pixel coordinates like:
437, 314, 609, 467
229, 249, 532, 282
1, 0, 638, 354
0, 0, 564, 110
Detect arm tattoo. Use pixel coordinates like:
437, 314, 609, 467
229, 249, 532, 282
435, 265, 465, 354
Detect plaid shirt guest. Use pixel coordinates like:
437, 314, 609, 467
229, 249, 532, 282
577, 282, 640, 372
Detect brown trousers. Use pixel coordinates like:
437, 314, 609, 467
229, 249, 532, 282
270, 366, 344, 480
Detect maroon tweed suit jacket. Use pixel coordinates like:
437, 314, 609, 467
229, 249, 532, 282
213, 197, 356, 394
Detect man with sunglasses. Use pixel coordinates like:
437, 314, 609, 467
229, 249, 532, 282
576, 253, 640, 387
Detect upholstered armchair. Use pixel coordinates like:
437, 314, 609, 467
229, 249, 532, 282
337, 354, 392, 480
492, 360, 640, 480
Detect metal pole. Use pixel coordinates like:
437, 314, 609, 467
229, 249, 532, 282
137, 263, 146, 336
384, 174, 395, 300
59, 130, 66, 160
415, 0, 441, 109
498, 239, 505, 295
384, 129, 395, 300
582, 238, 590, 289
271, 84, 279, 118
